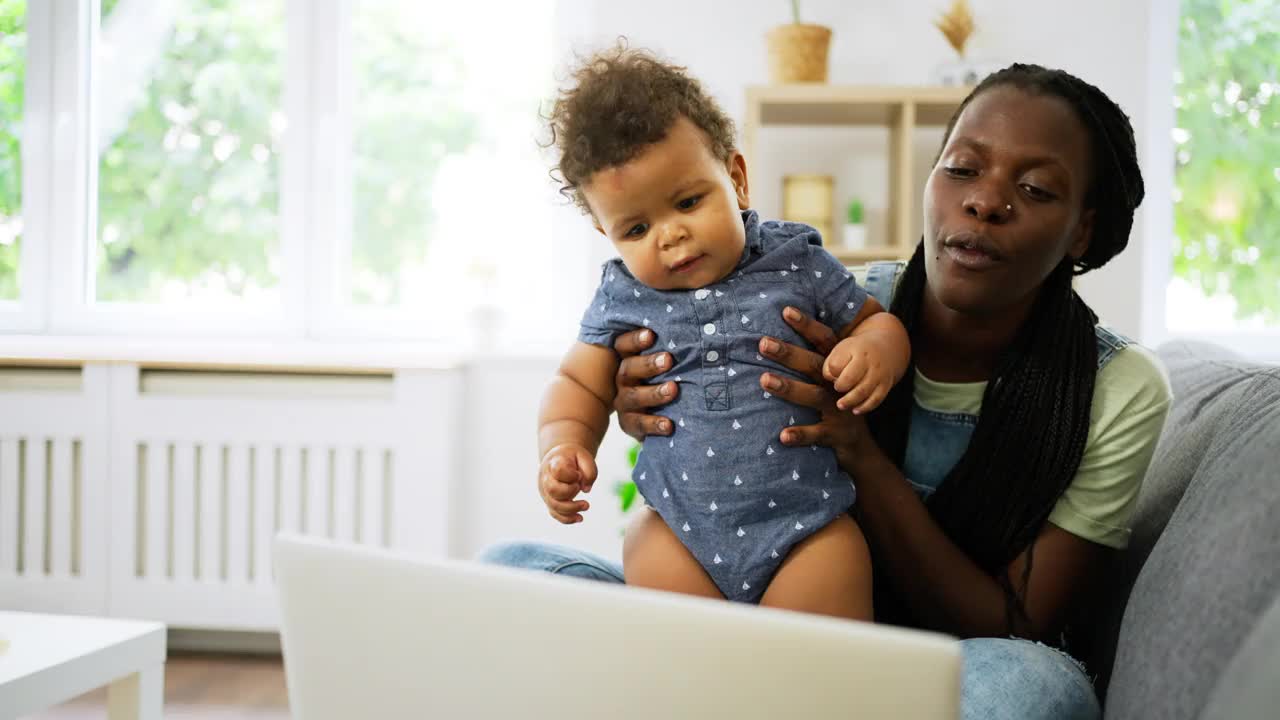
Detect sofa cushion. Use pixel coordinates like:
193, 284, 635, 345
1097, 341, 1280, 719
1198, 591, 1280, 720
1076, 341, 1261, 685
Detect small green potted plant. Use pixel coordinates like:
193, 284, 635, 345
842, 198, 867, 250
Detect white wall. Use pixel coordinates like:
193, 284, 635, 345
457, 0, 1178, 562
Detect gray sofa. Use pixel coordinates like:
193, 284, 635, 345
1073, 340, 1280, 719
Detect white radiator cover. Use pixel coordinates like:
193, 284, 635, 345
0, 363, 460, 630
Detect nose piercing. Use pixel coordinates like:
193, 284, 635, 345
1004, 203, 1013, 213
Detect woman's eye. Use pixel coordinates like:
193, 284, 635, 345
677, 195, 701, 210
1020, 183, 1055, 201
625, 223, 649, 238
944, 166, 976, 178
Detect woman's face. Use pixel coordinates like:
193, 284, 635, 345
922, 86, 1095, 315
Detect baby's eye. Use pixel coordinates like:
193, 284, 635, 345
625, 223, 649, 238
944, 166, 977, 178
677, 195, 701, 210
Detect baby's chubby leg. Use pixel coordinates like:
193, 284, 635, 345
760, 513, 873, 621
623, 508, 724, 601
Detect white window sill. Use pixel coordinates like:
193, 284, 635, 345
0, 335, 565, 373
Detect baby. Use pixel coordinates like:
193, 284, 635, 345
537, 47, 909, 620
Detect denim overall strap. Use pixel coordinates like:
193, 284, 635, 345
902, 323, 1136, 497
1094, 323, 1130, 367
862, 261, 906, 310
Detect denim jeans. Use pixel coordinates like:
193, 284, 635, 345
479, 541, 1101, 720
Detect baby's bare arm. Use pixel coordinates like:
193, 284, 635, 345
842, 313, 910, 378
834, 296, 910, 373
537, 342, 622, 523
824, 296, 911, 413
538, 342, 621, 460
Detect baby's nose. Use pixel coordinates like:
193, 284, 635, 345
659, 223, 690, 248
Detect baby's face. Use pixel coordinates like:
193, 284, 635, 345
583, 117, 750, 290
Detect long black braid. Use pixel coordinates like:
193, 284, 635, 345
868, 64, 1146, 633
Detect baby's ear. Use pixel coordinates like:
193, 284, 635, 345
728, 152, 750, 209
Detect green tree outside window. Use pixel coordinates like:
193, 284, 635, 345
0, 0, 479, 307
0, 0, 26, 300
95, 0, 285, 302
1175, 0, 1280, 322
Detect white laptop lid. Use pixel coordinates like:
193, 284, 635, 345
274, 534, 961, 720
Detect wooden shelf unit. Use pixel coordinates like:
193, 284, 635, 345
742, 84, 972, 265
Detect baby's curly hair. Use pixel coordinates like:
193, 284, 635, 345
546, 43, 738, 214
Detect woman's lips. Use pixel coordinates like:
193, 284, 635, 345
943, 244, 1002, 270
671, 254, 705, 274
941, 233, 1002, 271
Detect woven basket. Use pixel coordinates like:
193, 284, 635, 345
766, 24, 832, 83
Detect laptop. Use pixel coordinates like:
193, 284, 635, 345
274, 533, 961, 719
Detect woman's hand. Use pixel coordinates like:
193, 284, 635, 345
612, 328, 679, 442
757, 307, 883, 473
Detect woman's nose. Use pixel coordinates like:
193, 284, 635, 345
963, 193, 1013, 224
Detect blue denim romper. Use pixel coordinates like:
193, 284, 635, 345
578, 210, 868, 603
860, 261, 1133, 494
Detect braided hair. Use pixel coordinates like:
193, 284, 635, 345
868, 64, 1145, 632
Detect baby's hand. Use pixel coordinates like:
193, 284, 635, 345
538, 443, 598, 524
822, 336, 897, 415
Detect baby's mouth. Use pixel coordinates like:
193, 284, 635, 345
670, 254, 706, 274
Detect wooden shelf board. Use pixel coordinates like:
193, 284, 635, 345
916, 100, 967, 126
749, 85, 973, 126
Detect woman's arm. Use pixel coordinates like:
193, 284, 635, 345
831, 436, 1106, 640
759, 307, 1110, 641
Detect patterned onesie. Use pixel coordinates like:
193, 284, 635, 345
578, 210, 867, 603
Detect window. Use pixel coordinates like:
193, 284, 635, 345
94, 0, 285, 309
1168, 0, 1279, 339
0, 0, 25, 303
334, 1, 556, 342
1, 0, 558, 342
349, 1, 476, 309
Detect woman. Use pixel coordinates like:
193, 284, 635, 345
484, 64, 1171, 719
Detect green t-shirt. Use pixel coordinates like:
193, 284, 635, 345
854, 265, 1173, 549
913, 345, 1172, 548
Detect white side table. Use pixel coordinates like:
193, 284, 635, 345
0, 611, 166, 720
